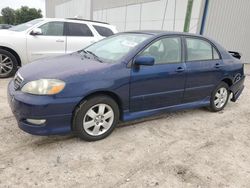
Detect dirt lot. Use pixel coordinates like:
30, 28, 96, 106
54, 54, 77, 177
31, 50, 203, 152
0, 65, 250, 188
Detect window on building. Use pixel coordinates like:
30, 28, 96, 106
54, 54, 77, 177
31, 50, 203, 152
93, 25, 114, 37
66, 22, 93, 37
139, 37, 181, 64
39, 22, 64, 36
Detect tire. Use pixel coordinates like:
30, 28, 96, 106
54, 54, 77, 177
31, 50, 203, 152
72, 95, 120, 141
209, 82, 230, 112
0, 49, 18, 78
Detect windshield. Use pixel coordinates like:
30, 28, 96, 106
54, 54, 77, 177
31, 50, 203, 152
9, 19, 43, 32
84, 33, 151, 62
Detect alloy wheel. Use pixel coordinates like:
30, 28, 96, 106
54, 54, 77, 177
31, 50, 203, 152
83, 103, 114, 136
214, 87, 228, 108
0, 54, 13, 76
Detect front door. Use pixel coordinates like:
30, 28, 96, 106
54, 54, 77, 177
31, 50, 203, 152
26, 21, 66, 62
130, 36, 186, 112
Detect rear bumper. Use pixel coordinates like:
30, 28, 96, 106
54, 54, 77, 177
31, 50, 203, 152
7, 80, 82, 135
230, 75, 245, 102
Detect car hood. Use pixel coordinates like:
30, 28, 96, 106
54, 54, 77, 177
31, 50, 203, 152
18, 53, 114, 82
0, 29, 22, 36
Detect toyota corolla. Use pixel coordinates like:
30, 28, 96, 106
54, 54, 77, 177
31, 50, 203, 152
8, 31, 245, 141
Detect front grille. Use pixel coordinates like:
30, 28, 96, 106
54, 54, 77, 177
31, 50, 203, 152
14, 73, 24, 90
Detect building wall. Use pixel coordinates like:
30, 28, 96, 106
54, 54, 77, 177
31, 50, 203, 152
92, 0, 157, 10
46, 0, 72, 18
93, 0, 203, 33
46, 0, 92, 19
46, 0, 203, 33
203, 0, 250, 63
56, 0, 91, 19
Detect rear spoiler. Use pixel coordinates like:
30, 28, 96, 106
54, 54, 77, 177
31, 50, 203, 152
228, 51, 241, 59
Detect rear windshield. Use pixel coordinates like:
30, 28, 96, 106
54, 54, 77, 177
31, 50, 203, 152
93, 25, 114, 37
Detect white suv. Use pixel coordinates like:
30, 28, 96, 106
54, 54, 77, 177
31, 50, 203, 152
0, 18, 117, 78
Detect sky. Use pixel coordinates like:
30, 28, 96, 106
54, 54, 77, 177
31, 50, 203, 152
0, 0, 45, 16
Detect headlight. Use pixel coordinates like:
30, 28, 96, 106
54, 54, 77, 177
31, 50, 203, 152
21, 79, 65, 95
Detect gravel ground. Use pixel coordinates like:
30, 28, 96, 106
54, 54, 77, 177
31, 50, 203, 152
0, 65, 250, 188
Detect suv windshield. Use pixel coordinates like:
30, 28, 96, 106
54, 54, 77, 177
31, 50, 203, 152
9, 19, 43, 32
84, 33, 151, 62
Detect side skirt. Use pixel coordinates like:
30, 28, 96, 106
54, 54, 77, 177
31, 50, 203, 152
122, 97, 210, 121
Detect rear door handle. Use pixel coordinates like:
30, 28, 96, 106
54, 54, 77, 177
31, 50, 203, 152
214, 63, 222, 68
175, 67, 185, 72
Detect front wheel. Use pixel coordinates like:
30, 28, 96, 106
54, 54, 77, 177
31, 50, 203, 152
209, 82, 230, 112
0, 49, 18, 78
72, 95, 119, 141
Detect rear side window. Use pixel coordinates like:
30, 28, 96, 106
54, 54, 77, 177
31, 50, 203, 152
186, 38, 220, 61
213, 47, 220, 59
93, 25, 114, 37
66, 22, 93, 37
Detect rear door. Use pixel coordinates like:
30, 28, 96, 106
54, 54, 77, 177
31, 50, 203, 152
65, 22, 98, 53
183, 37, 223, 103
26, 21, 66, 62
130, 36, 186, 112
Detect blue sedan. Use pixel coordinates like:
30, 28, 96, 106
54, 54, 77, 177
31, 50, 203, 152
8, 31, 245, 141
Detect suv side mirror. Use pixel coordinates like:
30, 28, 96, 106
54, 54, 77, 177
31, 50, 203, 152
30, 28, 42, 35
134, 56, 155, 66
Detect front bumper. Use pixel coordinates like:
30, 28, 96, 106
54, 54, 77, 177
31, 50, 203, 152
7, 80, 82, 135
230, 75, 245, 102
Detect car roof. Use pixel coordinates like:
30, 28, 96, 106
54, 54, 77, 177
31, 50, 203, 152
42, 18, 110, 26
66, 18, 109, 25
121, 30, 206, 38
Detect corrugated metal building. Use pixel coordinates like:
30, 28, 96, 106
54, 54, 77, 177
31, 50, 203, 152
46, 0, 250, 63
203, 0, 250, 63
46, 0, 202, 33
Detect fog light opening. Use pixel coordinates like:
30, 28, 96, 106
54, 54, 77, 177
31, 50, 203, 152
26, 119, 46, 125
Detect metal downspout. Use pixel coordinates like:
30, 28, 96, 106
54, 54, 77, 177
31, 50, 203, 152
200, 0, 209, 35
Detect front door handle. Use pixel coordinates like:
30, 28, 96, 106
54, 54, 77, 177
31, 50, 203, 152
56, 39, 64, 42
176, 67, 185, 72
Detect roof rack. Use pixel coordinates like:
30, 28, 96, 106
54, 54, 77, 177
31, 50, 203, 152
66, 18, 109, 25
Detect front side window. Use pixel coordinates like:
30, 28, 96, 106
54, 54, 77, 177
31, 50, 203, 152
186, 38, 216, 61
67, 23, 93, 37
85, 33, 151, 62
93, 25, 114, 37
139, 37, 181, 64
39, 22, 64, 36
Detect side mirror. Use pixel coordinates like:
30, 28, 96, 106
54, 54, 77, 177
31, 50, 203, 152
30, 28, 42, 35
134, 56, 155, 66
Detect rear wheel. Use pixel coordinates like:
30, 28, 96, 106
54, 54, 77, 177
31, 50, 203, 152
0, 49, 18, 78
72, 95, 119, 141
210, 82, 229, 112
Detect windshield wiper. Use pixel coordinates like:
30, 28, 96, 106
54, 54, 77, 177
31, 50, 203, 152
77, 49, 90, 59
77, 49, 88, 54
86, 50, 103, 63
